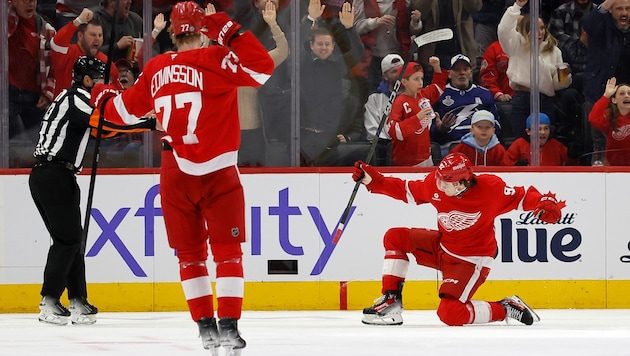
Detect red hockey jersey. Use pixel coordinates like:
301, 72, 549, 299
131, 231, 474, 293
366, 172, 543, 257
101, 32, 274, 176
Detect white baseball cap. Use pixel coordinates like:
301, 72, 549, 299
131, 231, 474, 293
450, 54, 471, 67
381, 54, 404, 74
471, 110, 496, 126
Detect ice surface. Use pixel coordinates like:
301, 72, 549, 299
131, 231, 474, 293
1, 309, 629, 355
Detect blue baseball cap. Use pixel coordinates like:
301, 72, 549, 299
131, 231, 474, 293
526, 113, 551, 129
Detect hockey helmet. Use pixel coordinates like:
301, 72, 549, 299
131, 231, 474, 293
436, 152, 474, 183
72, 56, 106, 85
170, 1, 205, 36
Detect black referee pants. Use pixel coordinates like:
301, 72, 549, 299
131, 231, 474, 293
29, 163, 87, 300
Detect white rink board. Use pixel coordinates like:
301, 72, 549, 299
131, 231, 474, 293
0, 171, 627, 284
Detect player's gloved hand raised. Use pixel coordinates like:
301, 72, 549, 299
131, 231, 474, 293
90, 83, 121, 111
203, 12, 242, 46
534, 192, 566, 223
352, 161, 383, 186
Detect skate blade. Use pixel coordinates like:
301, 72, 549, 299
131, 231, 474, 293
38, 313, 69, 326
361, 313, 403, 326
71, 314, 97, 325
513, 295, 541, 323
223, 346, 243, 356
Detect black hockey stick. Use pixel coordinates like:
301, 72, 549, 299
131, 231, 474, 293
83, 0, 120, 242
332, 28, 453, 244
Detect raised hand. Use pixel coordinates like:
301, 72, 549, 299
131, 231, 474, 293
604, 77, 618, 98
262, 0, 277, 26
153, 13, 167, 33
339, 2, 354, 29
308, 0, 325, 20
203, 12, 242, 47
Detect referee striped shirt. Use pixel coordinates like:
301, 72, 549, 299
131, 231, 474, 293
34, 85, 155, 171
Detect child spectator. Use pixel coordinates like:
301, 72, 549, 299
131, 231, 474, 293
588, 77, 630, 166
507, 113, 577, 165
450, 110, 508, 166
387, 58, 445, 166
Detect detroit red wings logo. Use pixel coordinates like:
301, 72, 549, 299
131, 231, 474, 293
437, 210, 481, 231
611, 124, 630, 141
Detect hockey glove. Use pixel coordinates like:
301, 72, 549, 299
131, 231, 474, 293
533, 192, 566, 223
203, 12, 242, 47
352, 160, 384, 186
91, 83, 121, 112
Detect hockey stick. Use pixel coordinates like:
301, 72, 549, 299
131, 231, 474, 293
332, 28, 453, 244
83, 0, 120, 243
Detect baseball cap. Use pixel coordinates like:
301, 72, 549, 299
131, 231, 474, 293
526, 113, 551, 129
115, 58, 132, 69
471, 110, 497, 126
450, 54, 471, 67
381, 54, 404, 74
397, 62, 423, 78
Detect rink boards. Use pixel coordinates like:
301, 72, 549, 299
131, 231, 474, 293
0, 168, 628, 312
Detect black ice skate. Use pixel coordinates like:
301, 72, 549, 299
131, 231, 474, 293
69, 297, 98, 325
362, 290, 403, 326
38, 296, 70, 326
197, 317, 220, 355
218, 318, 246, 356
501, 295, 540, 325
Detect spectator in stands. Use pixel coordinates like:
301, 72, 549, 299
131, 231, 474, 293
55, 0, 101, 28
236, 0, 292, 165
507, 113, 577, 165
299, 4, 366, 166
583, 0, 630, 165
228, 1, 289, 166
363, 53, 404, 166
498, 0, 571, 140
115, 58, 135, 89
450, 110, 509, 166
473, 0, 509, 67
50, 8, 122, 97
415, 0, 482, 71
94, 0, 143, 62
352, 0, 423, 94
479, 41, 513, 103
387, 58, 445, 166
548, 0, 596, 54
588, 77, 630, 165
432, 54, 499, 157
8, 0, 56, 145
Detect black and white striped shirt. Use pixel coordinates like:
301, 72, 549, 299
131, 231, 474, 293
34, 85, 155, 171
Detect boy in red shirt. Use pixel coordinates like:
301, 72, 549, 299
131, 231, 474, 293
450, 110, 509, 165
351, 153, 565, 327
507, 113, 576, 166
386, 58, 447, 166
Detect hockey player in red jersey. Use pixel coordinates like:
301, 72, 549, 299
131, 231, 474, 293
90, 2, 274, 354
352, 152, 566, 326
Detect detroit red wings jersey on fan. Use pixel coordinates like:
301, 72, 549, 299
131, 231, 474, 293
101, 32, 274, 175
367, 173, 543, 257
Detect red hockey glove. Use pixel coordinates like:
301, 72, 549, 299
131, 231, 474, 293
352, 160, 384, 186
534, 192, 566, 223
203, 12, 242, 47
91, 83, 121, 111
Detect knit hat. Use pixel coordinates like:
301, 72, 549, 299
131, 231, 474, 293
397, 62, 423, 78
381, 54, 404, 74
526, 113, 551, 129
471, 110, 497, 126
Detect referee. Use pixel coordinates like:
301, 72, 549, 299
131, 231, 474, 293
29, 56, 156, 326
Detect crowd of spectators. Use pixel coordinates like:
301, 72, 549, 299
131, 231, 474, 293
7, 0, 630, 168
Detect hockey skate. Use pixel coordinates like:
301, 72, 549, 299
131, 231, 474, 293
38, 296, 70, 326
69, 297, 98, 325
501, 295, 540, 325
218, 318, 246, 356
361, 290, 403, 326
197, 317, 220, 355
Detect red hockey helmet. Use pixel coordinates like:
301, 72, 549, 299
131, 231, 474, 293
170, 1, 205, 36
436, 152, 474, 183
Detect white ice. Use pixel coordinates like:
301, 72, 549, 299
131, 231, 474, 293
1, 309, 629, 355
